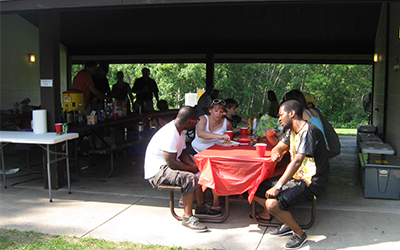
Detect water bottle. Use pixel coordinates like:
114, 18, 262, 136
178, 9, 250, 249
252, 116, 257, 134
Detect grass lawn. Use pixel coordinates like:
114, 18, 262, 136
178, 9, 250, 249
0, 229, 189, 250
334, 128, 357, 136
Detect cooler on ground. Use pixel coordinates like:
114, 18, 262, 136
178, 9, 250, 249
359, 153, 400, 199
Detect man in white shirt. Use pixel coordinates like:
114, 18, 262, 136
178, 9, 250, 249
144, 106, 207, 231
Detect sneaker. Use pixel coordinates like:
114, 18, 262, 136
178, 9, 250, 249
182, 216, 208, 231
285, 231, 307, 249
195, 204, 222, 216
269, 224, 293, 236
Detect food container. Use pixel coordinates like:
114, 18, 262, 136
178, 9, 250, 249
62, 90, 84, 112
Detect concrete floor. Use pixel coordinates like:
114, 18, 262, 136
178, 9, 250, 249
1, 136, 400, 250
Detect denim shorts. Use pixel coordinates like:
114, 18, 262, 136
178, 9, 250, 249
148, 165, 200, 197
255, 177, 313, 211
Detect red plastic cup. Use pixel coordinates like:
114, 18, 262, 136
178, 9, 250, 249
113, 113, 118, 120
225, 130, 233, 140
256, 143, 267, 157
240, 127, 247, 136
55, 123, 63, 134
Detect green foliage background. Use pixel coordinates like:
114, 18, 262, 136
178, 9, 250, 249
72, 63, 372, 128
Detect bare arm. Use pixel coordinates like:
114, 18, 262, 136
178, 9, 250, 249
266, 153, 306, 198
154, 92, 159, 102
196, 116, 231, 141
163, 151, 198, 174
89, 85, 111, 102
179, 149, 197, 168
226, 120, 234, 131
270, 141, 289, 162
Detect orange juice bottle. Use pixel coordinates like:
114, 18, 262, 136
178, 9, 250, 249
247, 118, 252, 134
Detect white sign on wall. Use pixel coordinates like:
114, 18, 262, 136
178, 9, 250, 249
40, 79, 53, 87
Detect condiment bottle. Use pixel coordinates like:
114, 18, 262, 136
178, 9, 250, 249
247, 118, 252, 135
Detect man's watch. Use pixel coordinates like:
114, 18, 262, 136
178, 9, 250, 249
275, 183, 283, 191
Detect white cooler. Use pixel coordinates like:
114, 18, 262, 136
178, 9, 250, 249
360, 142, 395, 155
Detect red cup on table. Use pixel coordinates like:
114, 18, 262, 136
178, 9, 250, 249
55, 123, 63, 134
255, 143, 267, 157
240, 127, 247, 136
225, 130, 233, 140
113, 113, 118, 120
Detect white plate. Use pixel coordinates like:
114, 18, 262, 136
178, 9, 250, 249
215, 140, 240, 147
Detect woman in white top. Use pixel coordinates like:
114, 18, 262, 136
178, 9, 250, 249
191, 99, 234, 215
191, 99, 233, 153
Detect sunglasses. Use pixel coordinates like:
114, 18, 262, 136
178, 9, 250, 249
209, 99, 226, 107
189, 118, 200, 124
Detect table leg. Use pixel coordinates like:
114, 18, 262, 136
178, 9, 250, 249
66, 140, 71, 194
1, 143, 7, 188
195, 196, 230, 223
46, 144, 52, 202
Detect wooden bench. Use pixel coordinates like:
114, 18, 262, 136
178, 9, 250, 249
76, 135, 151, 177
157, 184, 230, 223
251, 196, 317, 229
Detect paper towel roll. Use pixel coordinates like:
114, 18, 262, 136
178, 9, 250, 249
32, 109, 47, 134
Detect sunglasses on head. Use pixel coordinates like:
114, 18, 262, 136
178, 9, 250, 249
209, 99, 226, 107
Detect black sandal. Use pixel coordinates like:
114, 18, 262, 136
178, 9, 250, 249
249, 213, 274, 222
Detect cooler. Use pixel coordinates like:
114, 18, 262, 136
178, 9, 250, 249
62, 90, 84, 111
357, 133, 381, 147
359, 153, 400, 199
357, 124, 376, 134
359, 142, 395, 155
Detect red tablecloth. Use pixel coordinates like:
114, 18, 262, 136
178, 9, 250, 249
194, 144, 276, 203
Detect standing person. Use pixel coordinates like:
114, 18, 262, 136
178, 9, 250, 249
111, 71, 134, 114
91, 61, 111, 110
72, 61, 111, 111
196, 87, 220, 116
132, 68, 159, 112
224, 98, 247, 134
267, 90, 280, 118
190, 99, 233, 215
253, 100, 330, 249
144, 106, 207, 231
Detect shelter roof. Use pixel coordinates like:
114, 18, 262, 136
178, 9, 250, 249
0, 0, 384, 64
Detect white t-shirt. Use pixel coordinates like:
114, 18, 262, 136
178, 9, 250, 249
144, 121, 186, 179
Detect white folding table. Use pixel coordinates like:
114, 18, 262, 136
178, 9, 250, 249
0, 131, 79, 202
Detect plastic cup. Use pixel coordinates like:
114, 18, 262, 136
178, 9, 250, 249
240, 127, 247, 136
256, 143, 267, 157
225, 130, 233, 140
55, 123, 63, 134
113, 113, 118, 120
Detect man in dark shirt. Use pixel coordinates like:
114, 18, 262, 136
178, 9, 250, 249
254, 100, 330, 249
132, 68, 159, 112
91, 61, 111, 110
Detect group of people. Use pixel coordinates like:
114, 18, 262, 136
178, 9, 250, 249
72, 61, 160, 114
144, 88, 335, 249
